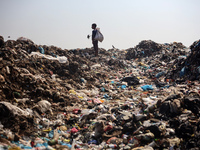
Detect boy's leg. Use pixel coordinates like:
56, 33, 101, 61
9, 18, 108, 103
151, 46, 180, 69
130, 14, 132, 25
93, 41, 98, 56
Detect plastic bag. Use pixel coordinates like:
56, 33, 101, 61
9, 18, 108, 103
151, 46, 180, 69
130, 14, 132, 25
30, 52, 68, 63
141, 85, 153, 91
179, 67, 186, 77
94, 28, 104, 42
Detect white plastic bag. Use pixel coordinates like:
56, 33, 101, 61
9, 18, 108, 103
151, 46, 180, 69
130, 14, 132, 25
94, 28, 104, 42
30, 52, 68, 63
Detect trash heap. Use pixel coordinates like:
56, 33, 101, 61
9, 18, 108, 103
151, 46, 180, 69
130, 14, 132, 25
166, 39, 200, 82
125, 40, 186, 60
0, 36, 200, 150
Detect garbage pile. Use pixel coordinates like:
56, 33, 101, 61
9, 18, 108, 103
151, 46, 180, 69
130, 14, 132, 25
125, 40, 186, 60
167, 39, 200, 81
0, 36, 200, 150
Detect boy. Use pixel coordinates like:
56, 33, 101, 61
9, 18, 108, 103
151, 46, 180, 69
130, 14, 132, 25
91, 23, 98, 56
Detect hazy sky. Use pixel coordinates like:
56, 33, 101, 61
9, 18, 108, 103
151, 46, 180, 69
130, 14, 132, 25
1, 0, 200, 50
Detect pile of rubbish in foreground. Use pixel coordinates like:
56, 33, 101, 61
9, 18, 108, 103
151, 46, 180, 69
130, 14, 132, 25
0, 36, 200, 150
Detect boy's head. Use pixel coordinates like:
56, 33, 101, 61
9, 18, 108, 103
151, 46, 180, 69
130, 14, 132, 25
92, 23, 97, 29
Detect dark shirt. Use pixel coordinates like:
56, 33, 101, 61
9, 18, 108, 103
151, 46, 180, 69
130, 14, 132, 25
92, 29, 97, 41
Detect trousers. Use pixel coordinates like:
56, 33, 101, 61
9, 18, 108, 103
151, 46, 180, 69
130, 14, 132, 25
93, 40, 98, 56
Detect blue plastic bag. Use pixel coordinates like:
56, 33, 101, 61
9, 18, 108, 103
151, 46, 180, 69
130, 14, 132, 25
155, 71, 165, 78
48, 130, 54, 138
141, 85, 153, 91
121, 85, 126, 89
101, 87, 105, 92
180, 67, 186, 77
103, 94, 109, 98
88, 140, 97, 145
39, 47, 45, 54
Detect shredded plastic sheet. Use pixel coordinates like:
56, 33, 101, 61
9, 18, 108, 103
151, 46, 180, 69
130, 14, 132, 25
0, 102, 33, 117
30, 52, 68, 63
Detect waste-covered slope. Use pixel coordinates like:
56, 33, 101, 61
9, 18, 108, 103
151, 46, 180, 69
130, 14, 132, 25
0, 36, 200, 150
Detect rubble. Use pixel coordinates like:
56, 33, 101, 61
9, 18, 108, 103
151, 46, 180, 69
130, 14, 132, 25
0, 36, 200, 149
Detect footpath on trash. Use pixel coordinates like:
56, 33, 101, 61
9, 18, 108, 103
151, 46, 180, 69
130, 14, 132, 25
0, 36, 200, 150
